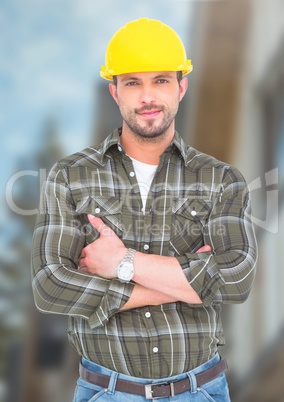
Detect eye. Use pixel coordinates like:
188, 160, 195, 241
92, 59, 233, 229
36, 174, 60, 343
156, 79, 169, 84
125, 81, 139, 86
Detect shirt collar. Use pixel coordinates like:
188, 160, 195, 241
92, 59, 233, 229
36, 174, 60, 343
96, 127, 122, 155
96, 127, 190, 165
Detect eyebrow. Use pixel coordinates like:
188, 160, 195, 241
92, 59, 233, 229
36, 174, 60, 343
120, 73, 175, 83
153, 74, 175, 80
120, 76, 140, 83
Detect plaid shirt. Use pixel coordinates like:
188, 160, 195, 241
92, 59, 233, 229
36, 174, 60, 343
32, 128, 257, 378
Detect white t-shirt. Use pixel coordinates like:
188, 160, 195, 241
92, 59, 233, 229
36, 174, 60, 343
130, 157, 158, 214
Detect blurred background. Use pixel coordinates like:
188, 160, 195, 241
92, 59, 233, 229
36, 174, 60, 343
0, 0, 283, 401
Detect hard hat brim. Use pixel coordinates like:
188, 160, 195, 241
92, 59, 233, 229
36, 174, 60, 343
100, 64, 193, 81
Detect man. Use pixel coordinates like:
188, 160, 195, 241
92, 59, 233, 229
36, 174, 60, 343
32, 18, 257, 401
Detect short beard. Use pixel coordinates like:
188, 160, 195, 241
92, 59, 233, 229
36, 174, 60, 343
123, 105, 177, 143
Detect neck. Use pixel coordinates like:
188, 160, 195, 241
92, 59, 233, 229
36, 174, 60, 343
119, 124, 175, 165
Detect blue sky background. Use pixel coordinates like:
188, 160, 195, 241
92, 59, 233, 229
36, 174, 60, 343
0, 0, 193, 244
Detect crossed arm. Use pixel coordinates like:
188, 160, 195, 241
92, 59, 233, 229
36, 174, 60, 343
79, 215, 211, 309
32, 163, 257, 327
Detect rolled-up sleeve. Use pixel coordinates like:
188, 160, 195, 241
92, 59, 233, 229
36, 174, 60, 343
176, 166, 258, 306
31, 162, 134, 328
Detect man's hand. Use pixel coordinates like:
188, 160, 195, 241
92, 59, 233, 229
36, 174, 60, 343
196, 245, 212, 253
78, 215, 127, 278
78, 214, 212, 281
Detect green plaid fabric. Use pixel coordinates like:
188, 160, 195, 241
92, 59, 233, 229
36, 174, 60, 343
32, 128, 257, 378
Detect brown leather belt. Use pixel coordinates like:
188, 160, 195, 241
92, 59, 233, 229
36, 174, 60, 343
79, 358, 228, 399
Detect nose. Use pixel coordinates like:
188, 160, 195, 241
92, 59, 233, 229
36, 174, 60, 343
140, 84, 156, 104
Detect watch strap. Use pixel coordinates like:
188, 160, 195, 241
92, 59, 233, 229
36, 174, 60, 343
123, 248, 136, 264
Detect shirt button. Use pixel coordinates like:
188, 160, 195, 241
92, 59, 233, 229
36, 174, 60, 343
191, 210, 197, 217
118, 145, 122, 152
153, 347, 159, 353
94, 207, 100, 214
143, 244, 149, 251
129, 171, 135, 177
145, 312, 151, 318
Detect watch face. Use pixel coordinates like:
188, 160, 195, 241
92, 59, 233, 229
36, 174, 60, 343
117, 262, 134, 282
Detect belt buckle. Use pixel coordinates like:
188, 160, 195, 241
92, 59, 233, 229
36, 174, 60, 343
145, 381, 175, 399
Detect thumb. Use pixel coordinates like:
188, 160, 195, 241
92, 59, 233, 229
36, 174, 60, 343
196, 245, 212, 253
87, 215, 114, 237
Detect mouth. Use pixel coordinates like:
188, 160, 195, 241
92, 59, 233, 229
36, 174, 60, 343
138, 110, 161, 119
136, 108, 162, 119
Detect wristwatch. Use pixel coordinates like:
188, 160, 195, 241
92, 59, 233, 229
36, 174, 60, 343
116, 248, 136, 283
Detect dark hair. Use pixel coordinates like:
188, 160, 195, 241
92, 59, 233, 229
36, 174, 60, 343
177, 71, 183, 83
113, 71, 183, 86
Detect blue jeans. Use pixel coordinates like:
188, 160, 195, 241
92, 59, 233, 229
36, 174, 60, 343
73, 353, 231, 401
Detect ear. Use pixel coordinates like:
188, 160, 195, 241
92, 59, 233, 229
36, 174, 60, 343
109, 83, 119, 104
179, 77, 188, 102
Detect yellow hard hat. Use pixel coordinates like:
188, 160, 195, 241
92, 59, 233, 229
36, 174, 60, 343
100, 18, 192, 81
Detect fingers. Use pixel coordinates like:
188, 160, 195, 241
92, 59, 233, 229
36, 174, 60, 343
78, 257, 86, 270
196, 245, 212, 253
88, 214, 103, 228
88, 215, 115, 236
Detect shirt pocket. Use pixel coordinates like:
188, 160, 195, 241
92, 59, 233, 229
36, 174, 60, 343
75, 195, 123, 244
170, 198, 212, 255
